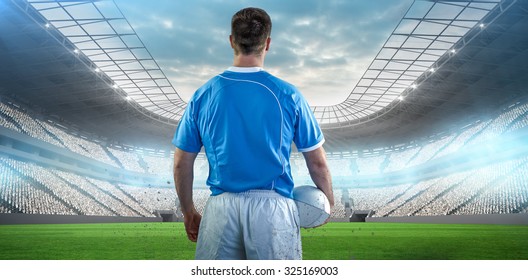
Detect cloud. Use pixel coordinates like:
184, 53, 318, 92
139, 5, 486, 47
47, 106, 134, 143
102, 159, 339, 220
161, 19, 173, 29
114, 0, 413, 105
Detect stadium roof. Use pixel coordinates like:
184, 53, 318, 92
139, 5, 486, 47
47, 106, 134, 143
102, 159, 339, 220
314, 0, 502, 127
19, 0, 502, 126
23, 0, 187, 121
1, 0, 527, 152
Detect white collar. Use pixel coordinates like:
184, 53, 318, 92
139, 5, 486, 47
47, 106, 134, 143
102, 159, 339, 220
227, 66, 264, 73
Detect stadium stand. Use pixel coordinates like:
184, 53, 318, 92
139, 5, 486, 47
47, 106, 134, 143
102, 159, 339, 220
120, 184, 177, 216
142, 154, 172, 175
330, 188, 346, 218
0, 103, 22, 133
1, 97, 528, 219
0, 102, 64, 148
431, 121, 490, 160
356, 155, 385, 175
405, 135, 456, 168
383, 147, 420, 173
85, 178, 153, 217
0, 159, 76, 215
107, 147, 145, 173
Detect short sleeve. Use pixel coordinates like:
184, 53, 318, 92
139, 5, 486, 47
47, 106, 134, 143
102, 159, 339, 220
293, 94, 325, 152
172, 99, 203, 153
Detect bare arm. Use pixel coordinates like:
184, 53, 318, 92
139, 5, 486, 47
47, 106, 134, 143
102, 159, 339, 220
303, 146, 334, 210
173, 147, 201, 242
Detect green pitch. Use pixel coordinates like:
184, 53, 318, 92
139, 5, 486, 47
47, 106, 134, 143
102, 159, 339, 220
0, 222, 527, 260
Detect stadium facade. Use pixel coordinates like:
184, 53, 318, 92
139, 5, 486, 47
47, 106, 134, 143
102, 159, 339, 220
1, 0, 528, 224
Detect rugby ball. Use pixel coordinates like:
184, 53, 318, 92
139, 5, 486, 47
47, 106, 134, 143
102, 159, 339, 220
293, 185, 331, 228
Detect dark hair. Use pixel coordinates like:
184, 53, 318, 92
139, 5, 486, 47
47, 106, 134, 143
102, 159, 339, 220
231, 7, 272, 55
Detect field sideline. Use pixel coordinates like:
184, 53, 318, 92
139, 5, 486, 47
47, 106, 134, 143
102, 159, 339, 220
0, 222, 527, 260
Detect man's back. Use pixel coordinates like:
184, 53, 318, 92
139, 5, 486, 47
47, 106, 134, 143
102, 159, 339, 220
174, 66, 323, 198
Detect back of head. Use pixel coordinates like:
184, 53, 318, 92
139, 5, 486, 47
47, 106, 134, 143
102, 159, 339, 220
231, 7, 272, 56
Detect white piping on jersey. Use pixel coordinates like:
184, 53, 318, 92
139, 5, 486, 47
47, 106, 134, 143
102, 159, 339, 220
226, 66, 264, 73
297, 138, 325, 153
217, 74, 286, 186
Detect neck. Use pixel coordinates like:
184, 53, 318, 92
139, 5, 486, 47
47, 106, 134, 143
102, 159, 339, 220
233, 53, 265, 68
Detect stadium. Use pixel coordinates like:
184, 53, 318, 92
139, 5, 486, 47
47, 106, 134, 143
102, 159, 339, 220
1, 0, 527, 261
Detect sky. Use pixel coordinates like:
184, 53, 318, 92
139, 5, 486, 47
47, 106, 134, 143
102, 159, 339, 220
112, 0, 413, 106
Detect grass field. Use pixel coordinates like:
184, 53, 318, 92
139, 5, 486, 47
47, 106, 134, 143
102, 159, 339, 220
0, 222, 527, 260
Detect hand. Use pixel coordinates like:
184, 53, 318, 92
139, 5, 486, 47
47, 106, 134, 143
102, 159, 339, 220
322, 210, 332, 226
321, 195, 334, 227
183, 209, 202, 242
312, 204, 333, 229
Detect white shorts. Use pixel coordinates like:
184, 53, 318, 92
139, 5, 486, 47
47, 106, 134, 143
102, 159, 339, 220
195, 190, 302, 260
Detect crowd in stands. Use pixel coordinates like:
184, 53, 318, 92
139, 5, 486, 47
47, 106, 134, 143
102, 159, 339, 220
0, 152, 528, 218
0, 100, 214, 181
86, 178, 153, 217
0, 158, 76, 215
0, 158, 158, 217
1, 102, 64, 148
348, 184, 411, 212
142, 154, 172, 176
359, 158, 528, 217
3, 154, 525, 218
508, 103, 528, 131
3, 99, 528, 179
120, 184, 178, 215
355, 156, 385, 175
406, 135, 456, 168
384, 148, 419, 173
0, 103, 22, 133
107, 146, 145, 172
330, 189, 346, 218
456, 159, 528, 215
468, 102, 528, 145
1, 99, 528, 219
432, 121, 489, 160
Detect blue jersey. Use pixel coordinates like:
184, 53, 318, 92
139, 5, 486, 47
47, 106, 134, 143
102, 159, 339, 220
172, 67, 324, 198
